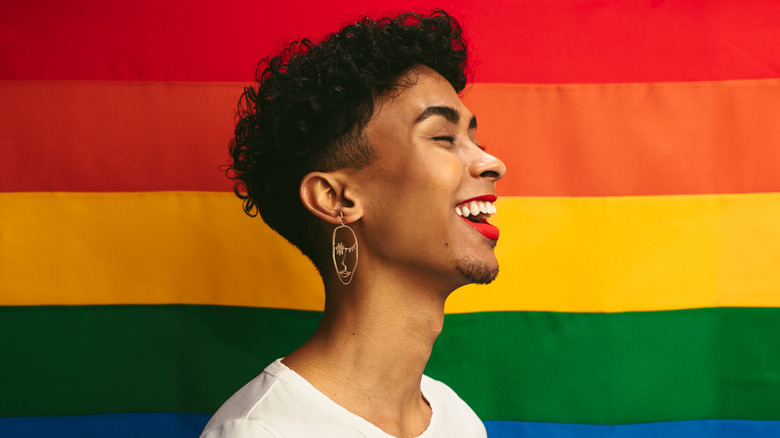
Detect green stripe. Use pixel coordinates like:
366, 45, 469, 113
0, 305, 318, 417
430, 309, 780, 423
1, 305, 778, 424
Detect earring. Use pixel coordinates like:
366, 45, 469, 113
332, 212, 358, 285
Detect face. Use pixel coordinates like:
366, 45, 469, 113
350, 66, 506, 290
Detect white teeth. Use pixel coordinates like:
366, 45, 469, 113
456, 200, 497, 217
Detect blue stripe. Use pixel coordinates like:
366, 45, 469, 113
2, 414, 779, 437
484, 419, 780, 438
0, 413, 210, 438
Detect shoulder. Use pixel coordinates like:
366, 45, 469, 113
200, 418, 279, 438
201, 359, 372, 437
201, 359, 300, 437
422, 375, 487, 438
420, 374, 470, 408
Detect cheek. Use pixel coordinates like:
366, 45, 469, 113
415, 158, 464, 199
358, 149, 464, 226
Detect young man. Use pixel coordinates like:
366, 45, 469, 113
202, 10, 505, 438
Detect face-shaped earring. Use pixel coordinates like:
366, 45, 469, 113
332, 212, 358, 285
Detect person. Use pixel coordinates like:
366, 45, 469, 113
201, 9, 506, 438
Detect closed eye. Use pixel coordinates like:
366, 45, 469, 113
433, 136, 455, 143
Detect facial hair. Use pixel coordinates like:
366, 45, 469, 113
455, 256, 499, 285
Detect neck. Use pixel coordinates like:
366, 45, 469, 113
283, 269, 451, 437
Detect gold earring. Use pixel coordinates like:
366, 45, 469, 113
332, 212, 358, 285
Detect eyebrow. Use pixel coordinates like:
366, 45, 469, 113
414, 105, 477, 129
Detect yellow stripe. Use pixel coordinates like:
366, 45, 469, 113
2, 192, 779, 312
449, 193, 780, 312
0, 192, 324, 309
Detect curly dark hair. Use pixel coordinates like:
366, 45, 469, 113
227, 9, 470, 265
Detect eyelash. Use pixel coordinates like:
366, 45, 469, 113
433, 136, 486, 151
433, 136, 455, 143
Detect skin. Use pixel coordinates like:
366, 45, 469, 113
286, 66, 506, 438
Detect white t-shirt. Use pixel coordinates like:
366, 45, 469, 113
201, 359, 487, 438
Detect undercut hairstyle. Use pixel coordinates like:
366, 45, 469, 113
227, 9, 470, 265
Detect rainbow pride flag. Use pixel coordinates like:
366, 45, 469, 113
2, 1, 779, 437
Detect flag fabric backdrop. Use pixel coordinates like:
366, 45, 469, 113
2, 1, 780, 437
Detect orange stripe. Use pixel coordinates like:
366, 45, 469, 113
462, 79, 780, 196
2, 80, 780, 195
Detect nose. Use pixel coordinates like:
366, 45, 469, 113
470, 149, 506, 181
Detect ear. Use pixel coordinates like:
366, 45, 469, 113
299, 171, 363, 225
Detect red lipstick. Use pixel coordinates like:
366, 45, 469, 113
460, 217, 500, 241
457, 195, 499, 241
461, 195, 497, 203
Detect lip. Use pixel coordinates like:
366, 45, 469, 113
456, 194, 499, 241
458, 194, 497, 204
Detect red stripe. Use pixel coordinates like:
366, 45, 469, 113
1, 0, 779, 83
0, 81, 235, 193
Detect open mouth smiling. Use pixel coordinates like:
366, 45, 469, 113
455, 195, 499, 241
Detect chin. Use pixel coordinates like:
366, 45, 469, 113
455, 256, 499, 285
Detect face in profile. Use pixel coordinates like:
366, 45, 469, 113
351, 66, 506, 289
